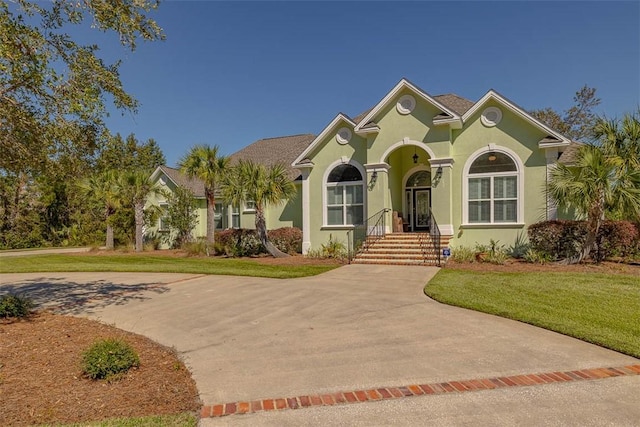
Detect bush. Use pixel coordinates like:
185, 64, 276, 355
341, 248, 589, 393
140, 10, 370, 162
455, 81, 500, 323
184, 238, 213, 256
507, 232, 530, 259
528, 220, 639, 262
81, 338, 140, 380
523, 248, 553, 264
216, 227, 303, 257
0, 294, 34, 318
451, 246, 475, 263
306, 234, 347, 260
268, 227, 302, 254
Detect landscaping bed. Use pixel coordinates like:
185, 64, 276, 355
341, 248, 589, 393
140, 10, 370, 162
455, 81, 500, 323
0, 312, 200, 426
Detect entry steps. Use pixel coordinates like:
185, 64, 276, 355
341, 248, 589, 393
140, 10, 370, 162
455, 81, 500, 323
351, 233, 450, 266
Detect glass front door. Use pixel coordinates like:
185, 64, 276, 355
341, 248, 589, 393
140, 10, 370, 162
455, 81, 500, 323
413, 188, 430, 231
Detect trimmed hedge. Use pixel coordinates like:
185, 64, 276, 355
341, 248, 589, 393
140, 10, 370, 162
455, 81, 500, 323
528, 220, 639, 262
215, 227, 302, 256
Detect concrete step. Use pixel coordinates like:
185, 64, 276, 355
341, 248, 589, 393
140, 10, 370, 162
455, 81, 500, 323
351, 258, 440, 266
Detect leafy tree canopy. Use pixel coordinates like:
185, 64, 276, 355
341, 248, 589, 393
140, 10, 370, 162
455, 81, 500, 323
530, 85, 601, 142
0, 0, 164, 175
96, 133, 166, 174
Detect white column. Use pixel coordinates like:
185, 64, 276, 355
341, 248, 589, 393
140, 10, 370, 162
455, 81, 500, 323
545, 148, 559, 220
301, 168, 311, 254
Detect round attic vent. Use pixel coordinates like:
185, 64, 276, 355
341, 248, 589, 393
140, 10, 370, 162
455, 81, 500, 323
336, 127, 352, 145
397, 95, 416, 115
481, 107, 502, 127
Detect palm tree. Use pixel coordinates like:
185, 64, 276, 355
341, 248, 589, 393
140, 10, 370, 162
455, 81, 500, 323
78, 170, 121, 250
179, 145, 228, 249
548, 113, 640, 264
221, 160, 296, 258
120, 171, 160, 252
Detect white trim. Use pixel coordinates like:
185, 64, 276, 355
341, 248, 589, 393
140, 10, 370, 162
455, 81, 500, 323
481, 107, 502, 127
292, 113, 356, 167
379, 138, 436, 164
439, 224, 455, 236
461, 90, 571, 147
460, 223, 526, 229
396, 94, 416, 114
429, 157, 455, 168
301, 168, 311, 254
336, 127, 352, 145
461, 145, 525, 225
545, 148, 559, 220
364, 162, 391, 172
353, 78, 461, 133
322, 159, 367, 227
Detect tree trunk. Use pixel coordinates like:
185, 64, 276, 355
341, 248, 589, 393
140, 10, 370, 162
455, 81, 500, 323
205, 189, 215, 254
255, 206, 288, 258
134, 201, 144, 252
560, 197, 603, 265
105, 206, 114, 250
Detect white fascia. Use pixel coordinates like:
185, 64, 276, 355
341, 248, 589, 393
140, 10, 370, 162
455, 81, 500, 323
353, 78, 461, 133
291, 113, 356, 167
461, 90, 572, 147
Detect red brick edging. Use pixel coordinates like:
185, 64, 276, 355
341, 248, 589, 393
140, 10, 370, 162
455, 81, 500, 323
200, 364, 640, 418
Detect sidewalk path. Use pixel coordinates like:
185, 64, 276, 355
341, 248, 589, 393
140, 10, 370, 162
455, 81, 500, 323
1, 266, 638, 425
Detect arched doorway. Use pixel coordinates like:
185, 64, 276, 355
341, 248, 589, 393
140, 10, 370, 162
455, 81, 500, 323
404, 169, 431, 231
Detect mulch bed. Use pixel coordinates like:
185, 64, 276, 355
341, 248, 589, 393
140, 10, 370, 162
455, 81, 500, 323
445, 259, 640, 276
0, 312, 200, 426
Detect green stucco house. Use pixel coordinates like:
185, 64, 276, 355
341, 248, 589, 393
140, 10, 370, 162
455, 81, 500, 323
147, 78, 575, 262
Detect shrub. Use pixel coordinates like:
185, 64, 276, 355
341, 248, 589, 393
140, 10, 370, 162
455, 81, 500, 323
507, 232, 530, 259
306, 234, 347, 260
0, 294, 34, 318
528, 220, 639, 262
184, 238, 213, 256
523, 248, 553, 264
267, 227, 303, 254
81, 338, 140, 380
451, 246, 475, 263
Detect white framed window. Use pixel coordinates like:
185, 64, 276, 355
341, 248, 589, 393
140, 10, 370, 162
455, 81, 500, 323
231, 205, 240, 228
324, 163, 365, 226
463, 148, 523, 225
214, 202, 225, 230
243, 200, 256, 212
158, 202, 169, 231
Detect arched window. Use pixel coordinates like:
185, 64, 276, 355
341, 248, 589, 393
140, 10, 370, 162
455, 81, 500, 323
467, 151, 519, 223
325, 164, 364, 226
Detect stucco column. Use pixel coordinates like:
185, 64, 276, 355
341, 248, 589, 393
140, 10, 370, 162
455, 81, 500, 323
429, 158, 454, 236
545, 148, 559, 220
299, 167, 312, 254
364, 163, 391, 233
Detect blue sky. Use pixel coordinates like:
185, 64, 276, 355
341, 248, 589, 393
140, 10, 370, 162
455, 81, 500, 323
93, 1, 639, 167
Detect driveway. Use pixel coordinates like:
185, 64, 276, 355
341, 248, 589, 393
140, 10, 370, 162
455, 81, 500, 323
1, 266, 638, 425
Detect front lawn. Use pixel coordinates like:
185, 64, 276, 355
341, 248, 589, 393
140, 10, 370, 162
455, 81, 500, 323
0, 254, 339, 279
425, 269, 640, 358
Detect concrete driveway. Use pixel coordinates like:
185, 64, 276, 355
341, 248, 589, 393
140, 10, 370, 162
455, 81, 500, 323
1, 265, 638, 425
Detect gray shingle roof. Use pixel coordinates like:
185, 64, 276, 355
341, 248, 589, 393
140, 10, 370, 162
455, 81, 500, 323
558, 141, 583, 165
432, 94, 475, 115
158, 165, 206, 197
228, 133, 316, 180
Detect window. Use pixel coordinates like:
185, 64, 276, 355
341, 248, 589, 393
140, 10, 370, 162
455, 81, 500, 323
158, 203, 169, 231
467, 151, 519, 223
214, 202, 225, 230
243, 200, 256, 212
325, 164, 364, 226
231, 205, 240, 228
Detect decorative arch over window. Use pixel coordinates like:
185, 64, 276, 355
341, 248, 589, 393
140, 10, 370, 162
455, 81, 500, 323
463, 147, 523, 224
324, 162, 365, 226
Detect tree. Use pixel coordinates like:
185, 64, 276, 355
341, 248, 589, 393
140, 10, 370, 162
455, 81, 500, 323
78, 170, 122, 250
221, 160, 296, 258
530, 85, 601, 141
120, 171, 159, 252
548, 112, 640, 264
1, 0, 164, 176
96, 133, 165, 175
179, 145, 228, 249
162, 186, 198, 248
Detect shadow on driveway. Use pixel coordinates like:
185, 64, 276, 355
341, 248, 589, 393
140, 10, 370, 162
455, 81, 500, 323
0, 277, 169, 315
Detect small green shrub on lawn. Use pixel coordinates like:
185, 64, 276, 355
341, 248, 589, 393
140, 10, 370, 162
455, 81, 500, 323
0, 294, 33, 318
306, 234, 347, 260
451, 246, 475, 263
82, 339, 140, 380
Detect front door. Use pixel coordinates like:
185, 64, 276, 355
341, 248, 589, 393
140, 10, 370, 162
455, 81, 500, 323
407, 188, 431, 231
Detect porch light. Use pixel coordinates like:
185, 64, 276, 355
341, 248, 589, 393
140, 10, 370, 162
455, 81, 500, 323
412, 147, 419, 164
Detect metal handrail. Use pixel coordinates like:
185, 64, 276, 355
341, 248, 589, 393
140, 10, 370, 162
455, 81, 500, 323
347, 208, 390, 263
426, 208, 441, 266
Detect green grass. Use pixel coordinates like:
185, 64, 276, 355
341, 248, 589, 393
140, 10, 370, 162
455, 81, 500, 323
425, 269, 640, 358
40, 412, 197, 427
0, 254, 339, 278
